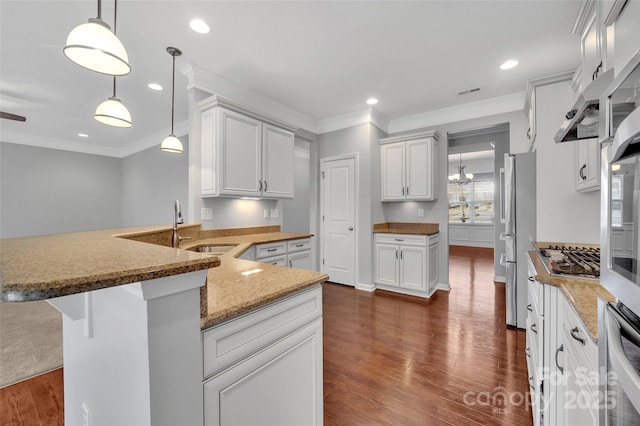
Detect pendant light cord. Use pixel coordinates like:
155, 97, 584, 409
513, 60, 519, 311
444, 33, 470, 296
97, 0, 102, 19
171, 52, 176, 135
112, 0, 118, 97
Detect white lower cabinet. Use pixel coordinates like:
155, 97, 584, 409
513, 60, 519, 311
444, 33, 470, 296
526, 255, 599, 426
254, 238, 313, 270
373, 233, 438, 297
202, 285, 323, 426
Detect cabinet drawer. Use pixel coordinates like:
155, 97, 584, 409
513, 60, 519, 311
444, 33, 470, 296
563, 301, 597, 372
255, 242, 287, 259
287, 238, 311, 253
257, 255, 286, 266
202, 285, 322, 379
375, 233, 426, 246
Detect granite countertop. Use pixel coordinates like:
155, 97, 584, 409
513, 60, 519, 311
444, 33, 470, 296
0, 225, 219, 302
0, 224, 328, 330
527, 250, 614, 342
180, 231, 328, 329
373, 222, 439, 235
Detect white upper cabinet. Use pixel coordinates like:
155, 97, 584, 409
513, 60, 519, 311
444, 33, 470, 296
575, 137, 601, 192
199, 95, 297, 199
262, 124, 294, 198
380, 131, 439, 202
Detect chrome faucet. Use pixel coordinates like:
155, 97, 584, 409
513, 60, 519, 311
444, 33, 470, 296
171, 200, 191, 248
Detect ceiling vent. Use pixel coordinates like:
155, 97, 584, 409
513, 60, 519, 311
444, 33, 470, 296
457, 87, 481, 96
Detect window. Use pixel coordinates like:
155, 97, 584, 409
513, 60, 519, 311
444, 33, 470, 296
448, 180, 495, 223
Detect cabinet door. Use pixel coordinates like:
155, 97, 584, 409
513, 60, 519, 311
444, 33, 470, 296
405, 139, 431, 200
288, 250, 312, 270
399, 245, 427, 291
263, 124, 294, 198
576, 138, 600, 192
374, 243, 399, 286
220, 108, 262, 197
204, 319, 323, 426
581, 9, 601, 88
563, 346, 598, 426
381, 143, 405, 201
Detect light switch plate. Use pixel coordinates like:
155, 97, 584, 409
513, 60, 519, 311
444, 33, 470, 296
270, 208, 279, 219
418, 208, 425, 217
201, 208, 213, 220
263, 209, 270, 219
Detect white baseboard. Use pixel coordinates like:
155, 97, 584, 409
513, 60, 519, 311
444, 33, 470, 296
494, 276, 506, 283
356, 282, 376, 292
436, 282, 451, 291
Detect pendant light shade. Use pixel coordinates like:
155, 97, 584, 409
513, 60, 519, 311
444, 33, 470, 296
94, 96, 132, 127
160, 135, 183, 153
161, 47, 183, 153
63, 0, 130, 76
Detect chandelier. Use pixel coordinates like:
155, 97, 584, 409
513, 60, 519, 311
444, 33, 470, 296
448, 153, 473, 185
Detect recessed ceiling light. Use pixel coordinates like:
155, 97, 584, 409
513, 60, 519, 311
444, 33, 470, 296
148, 83, 163, 91
500, 60, 518, 70
78, 133, 89, 138
366, 98, 379, 105
189, 19, 210, 34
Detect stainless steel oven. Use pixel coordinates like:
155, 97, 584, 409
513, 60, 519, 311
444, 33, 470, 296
600, 46, 640, 426
600, 302, 640, 425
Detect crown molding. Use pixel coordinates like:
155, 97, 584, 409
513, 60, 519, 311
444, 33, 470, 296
572, 0, 597, 36
0, 129, 123, 158
183, 63, 317, 133
388, 91, 527, 134
380, 129, 440, 145
316, 107, 389, 134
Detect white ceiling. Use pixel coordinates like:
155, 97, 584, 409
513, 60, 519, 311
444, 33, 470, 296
0, 0, 583, 157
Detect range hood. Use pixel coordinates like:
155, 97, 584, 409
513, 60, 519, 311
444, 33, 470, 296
554, 69, 614, 143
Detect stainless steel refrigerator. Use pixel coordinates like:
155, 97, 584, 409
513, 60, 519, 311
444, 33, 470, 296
503, 152, 536, 329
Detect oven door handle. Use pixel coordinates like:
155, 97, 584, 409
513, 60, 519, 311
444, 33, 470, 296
606, 305, 640, 413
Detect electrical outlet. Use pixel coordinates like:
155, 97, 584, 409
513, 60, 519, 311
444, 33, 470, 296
200, 208, 213, 220
82, 403, 90, 426
263, 209, 270, 219
270, 208, 279, 219
418, 208, 425, 217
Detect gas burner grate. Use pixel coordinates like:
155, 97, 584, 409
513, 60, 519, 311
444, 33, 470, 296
539, 245, 600, 277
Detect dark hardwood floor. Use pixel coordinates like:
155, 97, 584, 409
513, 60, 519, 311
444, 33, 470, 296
323, 245, 532, 425
0, 245, 531, 426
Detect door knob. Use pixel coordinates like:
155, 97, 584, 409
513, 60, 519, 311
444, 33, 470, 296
348, 226, 354, 231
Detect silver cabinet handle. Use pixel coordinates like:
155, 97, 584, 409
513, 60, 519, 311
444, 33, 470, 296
530, 323, 537, 334
525, 347, 531, 358
528, 276, 535, 282
400, 250, 403, 260
259, 180, 263, 191
348, 226, 354, 231
394, 238, 404, 242
570, 327, 586, 345
406, 186, 409, 196
267, 248, 277, 252
289, 259, 292, 267
395, 250, 398, 259
264, 180, 268, 191
402, 187, 405, 196
555, 344, 564, 374
527, 304, 533, 312
295, 244, 304, 247
579, 164, 587, 181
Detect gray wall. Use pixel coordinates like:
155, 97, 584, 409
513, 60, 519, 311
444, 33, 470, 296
282, 139, 311, 234
0, 142, 122, 238
120, 136, 189, 227
317, 123, 385, 287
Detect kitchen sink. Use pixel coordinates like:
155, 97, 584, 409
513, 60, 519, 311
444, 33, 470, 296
187, 245, 235, 255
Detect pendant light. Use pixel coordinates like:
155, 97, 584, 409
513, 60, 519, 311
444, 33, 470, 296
160, 47, 183, 153
94, 77, 132, 127
448, 153, 473, 185
93, 0, 131, 127
63, 0, 130, 76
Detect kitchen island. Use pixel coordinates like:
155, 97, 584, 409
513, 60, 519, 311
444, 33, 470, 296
0, 225, 328, 426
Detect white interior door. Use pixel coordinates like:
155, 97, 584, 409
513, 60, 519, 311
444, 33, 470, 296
321, 156, 356, 286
